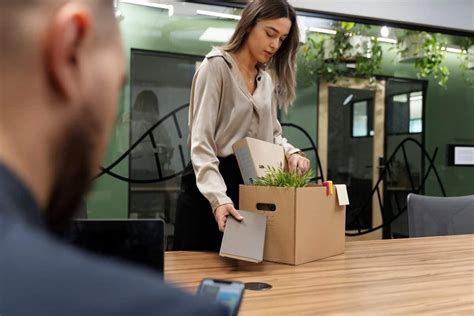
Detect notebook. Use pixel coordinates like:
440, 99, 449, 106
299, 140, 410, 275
62, 219, 165, 273
219, 210, 267, 263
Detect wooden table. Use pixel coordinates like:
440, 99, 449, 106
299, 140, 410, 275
166, 235, 474, 315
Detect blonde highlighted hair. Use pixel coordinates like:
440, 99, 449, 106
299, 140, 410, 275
222, 0, 299, 110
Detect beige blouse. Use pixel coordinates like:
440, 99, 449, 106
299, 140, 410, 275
188, 47, 300, 211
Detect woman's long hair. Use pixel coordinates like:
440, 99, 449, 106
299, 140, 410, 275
222, 0, 299, 110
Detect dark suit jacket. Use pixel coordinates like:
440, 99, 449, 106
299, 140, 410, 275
0, 164, 228, 316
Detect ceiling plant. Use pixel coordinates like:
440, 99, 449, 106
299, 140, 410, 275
458, 37, 474, 86
396, 31, 450, 87
303, 21, 383, 84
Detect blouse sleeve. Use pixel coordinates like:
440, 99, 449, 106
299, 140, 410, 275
189, 58, 233, 212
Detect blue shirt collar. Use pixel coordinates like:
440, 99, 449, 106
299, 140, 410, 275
0, 163, 43, 228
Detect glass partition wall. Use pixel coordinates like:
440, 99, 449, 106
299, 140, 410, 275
128, 50, 202, 248
87, 0, 474, 247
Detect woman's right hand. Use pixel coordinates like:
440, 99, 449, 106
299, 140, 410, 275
214, 204, 244, 232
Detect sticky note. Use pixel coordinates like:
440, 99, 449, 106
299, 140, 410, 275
334, 184, 350, 206
328, 181, 334, 195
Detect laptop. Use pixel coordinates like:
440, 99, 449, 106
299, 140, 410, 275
62, 219, 165, 274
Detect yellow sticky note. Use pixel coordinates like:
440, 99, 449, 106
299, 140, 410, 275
327, 180, 334, 195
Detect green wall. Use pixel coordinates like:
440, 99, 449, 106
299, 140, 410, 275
87, 3, 473, 218
87, 3, 238, 218
372, 43, 473, 196
282, 41, 474, 196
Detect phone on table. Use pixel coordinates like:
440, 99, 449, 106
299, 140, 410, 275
196, 278, 245, 316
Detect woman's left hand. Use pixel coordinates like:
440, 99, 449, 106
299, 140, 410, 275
288, 152, 310, 175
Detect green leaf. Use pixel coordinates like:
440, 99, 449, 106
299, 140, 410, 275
254, 167, 314, 188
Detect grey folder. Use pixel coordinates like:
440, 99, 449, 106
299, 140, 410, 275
219, 210, 267, 263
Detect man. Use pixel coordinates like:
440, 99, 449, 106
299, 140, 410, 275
0, 1, 227, 315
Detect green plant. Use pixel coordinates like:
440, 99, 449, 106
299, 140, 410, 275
254, 167, 314, 188
395, 30, 422, 58
355, 36, 383, 83
303, 22, 382, 83
303, 32, 340, 83
396, 31, 449, 87
459, 37, 474, 86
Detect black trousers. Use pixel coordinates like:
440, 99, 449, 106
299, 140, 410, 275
173, 155, 243, 251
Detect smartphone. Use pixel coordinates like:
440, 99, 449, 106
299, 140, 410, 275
196, 278, 245, 316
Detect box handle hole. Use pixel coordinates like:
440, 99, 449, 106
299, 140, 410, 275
256, 203, 276, 212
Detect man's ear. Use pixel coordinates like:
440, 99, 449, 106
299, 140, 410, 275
45, 3, 91, 101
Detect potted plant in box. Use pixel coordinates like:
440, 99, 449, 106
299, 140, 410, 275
254, 167, 314, 188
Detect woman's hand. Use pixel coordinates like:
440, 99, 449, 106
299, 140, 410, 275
214, 204, 243, 232
288, 152, 310, 175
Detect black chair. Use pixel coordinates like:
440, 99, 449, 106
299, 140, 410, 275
407, 193, 474, 237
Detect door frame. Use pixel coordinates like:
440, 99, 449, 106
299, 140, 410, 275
318, 77, 386, 240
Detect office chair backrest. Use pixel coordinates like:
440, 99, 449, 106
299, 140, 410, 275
407, 193, 474, 237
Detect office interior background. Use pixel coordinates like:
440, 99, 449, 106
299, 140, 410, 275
87, 0, 474, 247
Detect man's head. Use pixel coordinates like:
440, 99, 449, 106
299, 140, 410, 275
0, 0, 125, 230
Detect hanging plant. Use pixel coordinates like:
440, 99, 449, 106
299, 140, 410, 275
355, 36, 383, 83
396, 31, 430, 61
396, 31, 449, 87
303, 32, 343, 83
459, 37, 474, 86
303, 21, 383, 83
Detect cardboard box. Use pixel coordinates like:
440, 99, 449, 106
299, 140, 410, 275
239, 185, 347, 265
233, 137, 287, 185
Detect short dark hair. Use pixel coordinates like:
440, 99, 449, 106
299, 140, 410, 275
0, 0, 116, 61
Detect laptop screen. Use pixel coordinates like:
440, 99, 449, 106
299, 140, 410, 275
62, 219, 164, 274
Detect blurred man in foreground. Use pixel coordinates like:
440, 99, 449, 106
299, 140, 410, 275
0, 1, 227, 315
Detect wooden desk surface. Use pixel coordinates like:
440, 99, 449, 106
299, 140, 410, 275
165, 235, 474, 315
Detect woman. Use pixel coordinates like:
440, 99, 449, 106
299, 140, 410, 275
174, 0, 310, 251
